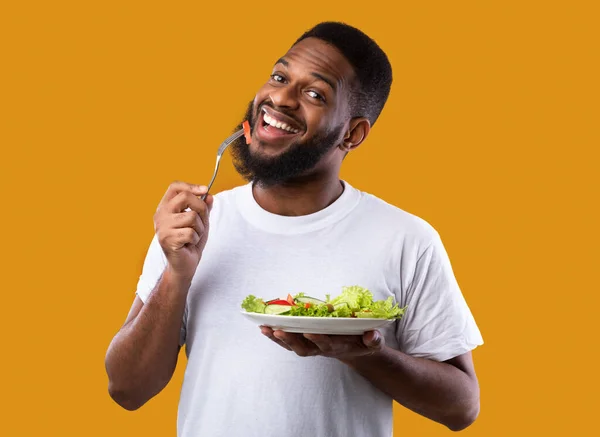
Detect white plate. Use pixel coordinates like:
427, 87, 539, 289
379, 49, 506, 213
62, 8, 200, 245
241, 311, 396, 335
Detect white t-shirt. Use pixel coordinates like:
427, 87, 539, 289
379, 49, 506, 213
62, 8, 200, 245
136, 181, 483, 437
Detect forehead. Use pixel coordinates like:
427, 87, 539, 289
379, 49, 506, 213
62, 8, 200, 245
280, 37, 356, 87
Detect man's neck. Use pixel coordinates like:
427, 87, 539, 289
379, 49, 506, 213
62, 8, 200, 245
252, 175, 344, 217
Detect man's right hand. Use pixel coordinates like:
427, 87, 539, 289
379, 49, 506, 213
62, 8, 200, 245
106, 180, 211, 410
153, 181, 213, 280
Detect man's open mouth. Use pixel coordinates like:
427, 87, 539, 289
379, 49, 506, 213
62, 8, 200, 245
259, 107, 303, 136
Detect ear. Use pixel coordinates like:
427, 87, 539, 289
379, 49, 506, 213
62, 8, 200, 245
340, 117, 371, 152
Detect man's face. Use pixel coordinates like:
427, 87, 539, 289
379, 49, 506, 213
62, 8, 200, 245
230, 37, 356, 186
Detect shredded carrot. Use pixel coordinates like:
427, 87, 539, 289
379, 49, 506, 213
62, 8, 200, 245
242, 120, 252, 144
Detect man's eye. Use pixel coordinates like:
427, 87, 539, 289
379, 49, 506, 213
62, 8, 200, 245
307, 90, 324, 101
270, 74, 285, 83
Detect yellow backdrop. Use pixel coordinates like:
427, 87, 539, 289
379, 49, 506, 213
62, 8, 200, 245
1, 1, 598, 435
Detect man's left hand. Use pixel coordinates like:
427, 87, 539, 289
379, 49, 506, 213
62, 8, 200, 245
260, 326, 384, 360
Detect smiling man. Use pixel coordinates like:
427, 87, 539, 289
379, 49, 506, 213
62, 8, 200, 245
105, 22, 484, 436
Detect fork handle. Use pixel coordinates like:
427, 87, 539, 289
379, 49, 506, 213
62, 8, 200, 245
200, 128, 244, 201
201, 155, 222, 200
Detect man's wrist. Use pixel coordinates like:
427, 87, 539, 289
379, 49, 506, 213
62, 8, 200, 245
338, 345, 391, 368
163, 266, 194, 293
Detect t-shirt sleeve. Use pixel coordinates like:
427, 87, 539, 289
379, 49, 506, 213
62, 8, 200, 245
135, 234, 187, 346
135, 234, 168, 303
396, 232, 483, 362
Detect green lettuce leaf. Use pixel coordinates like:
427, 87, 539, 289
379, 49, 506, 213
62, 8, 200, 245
329, 286, 374, 312
367, 296, 405, 319
288, 303, 331, 317
331, 303, 353, 318
241, 295, 266, 313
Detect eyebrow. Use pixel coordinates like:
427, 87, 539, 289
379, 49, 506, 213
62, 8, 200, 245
275, 58, 288, 67
274, 58, 337, 92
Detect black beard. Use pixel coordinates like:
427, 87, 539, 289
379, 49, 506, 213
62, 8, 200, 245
229, 100, 343, 187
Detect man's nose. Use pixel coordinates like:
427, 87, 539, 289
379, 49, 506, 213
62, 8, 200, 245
269, 85, 300, 109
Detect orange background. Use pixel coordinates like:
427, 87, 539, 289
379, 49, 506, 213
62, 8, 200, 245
1, 1, 598, 435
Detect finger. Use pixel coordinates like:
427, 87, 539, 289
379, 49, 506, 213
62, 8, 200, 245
362, 330, 385, 350
260, 325, 274, 335
168, 191, 208, 215
193, 212, 205, 237
196, 195, 211, 230
169, 227, 200, 248
169, 213, 206, 249
260, 326, 292, 351
159, 182, 207, 205
204, 194, 215, 214
303, 334, 334, 354
169, 211, 206, 239
274, 331, 319, 357
171, 211, 199, 229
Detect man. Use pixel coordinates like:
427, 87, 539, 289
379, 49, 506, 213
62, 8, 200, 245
105, 22, 484, 436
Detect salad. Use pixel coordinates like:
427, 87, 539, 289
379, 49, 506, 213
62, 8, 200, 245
241, 286, 406, 320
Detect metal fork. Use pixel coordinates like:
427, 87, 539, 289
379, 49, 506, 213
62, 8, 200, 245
201, 128, 244, 200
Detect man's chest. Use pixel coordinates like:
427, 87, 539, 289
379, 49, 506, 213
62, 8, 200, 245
182, 229, 404, 350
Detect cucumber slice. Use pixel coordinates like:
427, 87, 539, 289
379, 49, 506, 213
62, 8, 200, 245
295, 296, 326, 305
264, 304, 292, 315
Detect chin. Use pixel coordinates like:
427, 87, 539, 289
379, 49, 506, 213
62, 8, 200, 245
251, 140, 294, 158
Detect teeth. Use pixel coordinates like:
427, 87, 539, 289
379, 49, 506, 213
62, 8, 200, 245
263, 112, 300, 134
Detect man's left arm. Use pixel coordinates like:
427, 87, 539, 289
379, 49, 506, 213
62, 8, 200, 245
261, 327, 480, 432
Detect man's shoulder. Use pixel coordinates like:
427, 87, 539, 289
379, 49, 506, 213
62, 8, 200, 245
355, 187, 439, 241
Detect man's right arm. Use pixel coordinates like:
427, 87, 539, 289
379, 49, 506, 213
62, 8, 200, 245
104, 268, 190, 410
105, 182, 213, 410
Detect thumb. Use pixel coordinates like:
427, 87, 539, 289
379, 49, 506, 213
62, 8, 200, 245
363, 330, 384, 349
190, 184, 208, 196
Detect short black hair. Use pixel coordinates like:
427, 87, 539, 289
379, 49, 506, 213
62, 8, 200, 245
294, 22, 393, 126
